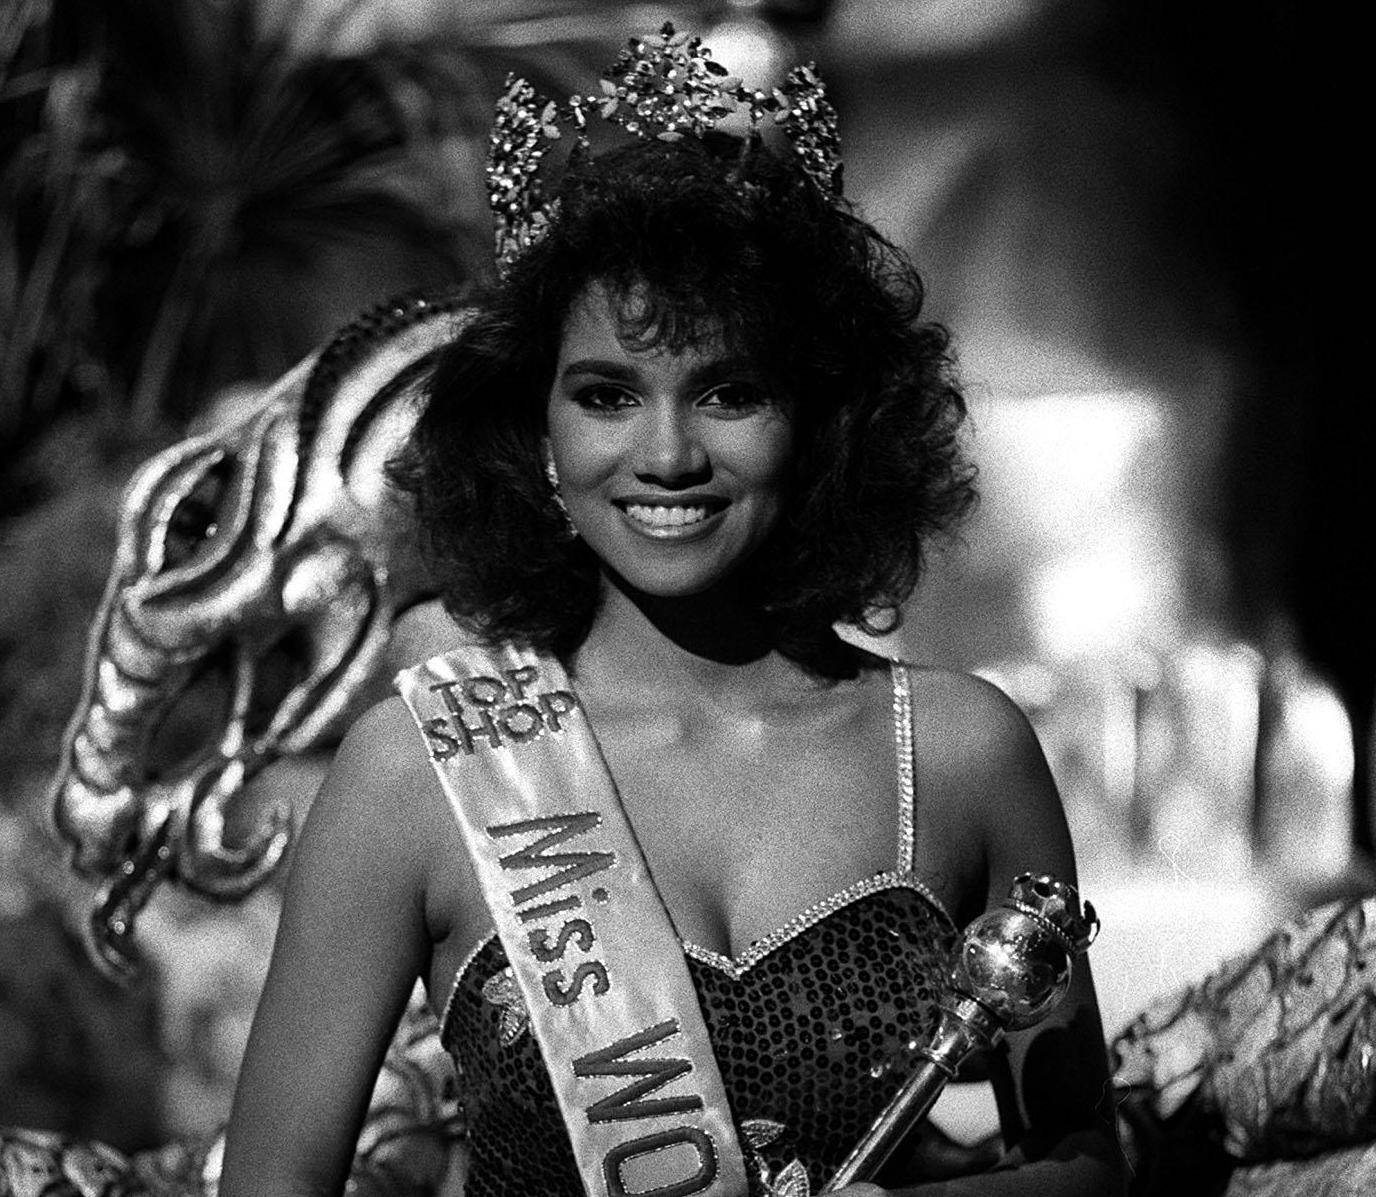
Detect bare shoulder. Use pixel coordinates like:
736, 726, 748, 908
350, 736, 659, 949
903, 667, 1074, 894
905, 667, 1047, 782
294, 695, 447, 886
311, 692, 491, 958
329, 693, 438, 793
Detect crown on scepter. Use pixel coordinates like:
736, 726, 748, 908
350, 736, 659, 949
1004, 872, 1099, 955
486, 22, 844, 275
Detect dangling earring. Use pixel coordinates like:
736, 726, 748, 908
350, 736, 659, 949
543, 447, 578, 540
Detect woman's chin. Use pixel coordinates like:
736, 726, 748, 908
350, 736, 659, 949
581, 539, 724, 598
593, 551, 749, 604
603, 568, 730, 601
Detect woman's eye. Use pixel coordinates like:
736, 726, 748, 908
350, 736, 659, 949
699, 382, 770, 413
574, 384, 638, 412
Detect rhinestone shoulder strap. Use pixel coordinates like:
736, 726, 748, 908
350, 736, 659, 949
891, 663, 917, 874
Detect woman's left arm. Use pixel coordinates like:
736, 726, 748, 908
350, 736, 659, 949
848, 673, 1128, 1197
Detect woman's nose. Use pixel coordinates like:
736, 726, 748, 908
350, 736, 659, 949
635, 406, 709, 486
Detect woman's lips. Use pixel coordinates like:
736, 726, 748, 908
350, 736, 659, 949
625, 503, 710, 527
615, 498, 727, 539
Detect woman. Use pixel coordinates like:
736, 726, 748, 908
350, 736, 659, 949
221, 28, 1125, 1197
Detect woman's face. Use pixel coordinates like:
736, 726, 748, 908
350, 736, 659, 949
545, 285, 793, 598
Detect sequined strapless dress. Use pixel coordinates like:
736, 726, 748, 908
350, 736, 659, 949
438, 666, 956, 1195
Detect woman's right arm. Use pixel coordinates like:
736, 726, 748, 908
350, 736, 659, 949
219, 698, 440, 1197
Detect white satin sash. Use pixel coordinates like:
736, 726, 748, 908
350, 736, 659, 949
396, 643, 748, 1197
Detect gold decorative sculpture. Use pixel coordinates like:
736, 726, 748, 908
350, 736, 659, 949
50, 292, 471, 980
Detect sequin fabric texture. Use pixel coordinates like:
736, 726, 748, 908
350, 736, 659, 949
442, 883, 954, 1196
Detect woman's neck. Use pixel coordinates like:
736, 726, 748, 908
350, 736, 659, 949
568, 572, 817, 709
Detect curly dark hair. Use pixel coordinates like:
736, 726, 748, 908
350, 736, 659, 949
390, 134, 976, 673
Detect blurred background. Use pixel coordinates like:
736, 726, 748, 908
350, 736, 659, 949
1, 0, 1367, 1160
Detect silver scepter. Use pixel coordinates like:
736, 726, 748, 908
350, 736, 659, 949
824, 872, 1099, 1191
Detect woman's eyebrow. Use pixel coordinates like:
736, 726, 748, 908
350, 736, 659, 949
559, 358, 637, 382
557, 354, 759, 388
683, 356, 758, 388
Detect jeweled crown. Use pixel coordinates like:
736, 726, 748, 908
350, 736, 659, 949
487, 22, 842, 275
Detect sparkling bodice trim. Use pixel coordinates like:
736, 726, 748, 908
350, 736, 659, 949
681, 871, 951, 979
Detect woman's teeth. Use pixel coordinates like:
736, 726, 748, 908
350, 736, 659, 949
624, 503, 711, 528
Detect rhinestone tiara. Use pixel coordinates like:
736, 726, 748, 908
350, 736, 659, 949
486, 22, 843, 275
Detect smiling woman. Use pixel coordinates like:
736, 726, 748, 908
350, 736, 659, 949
392, 125, 975, 674
546, 285, 794, 599
219, 25, 1124, 1197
